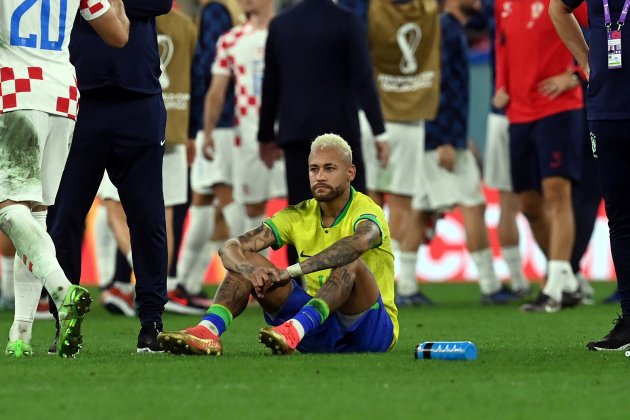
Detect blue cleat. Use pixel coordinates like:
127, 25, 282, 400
603, 288, 620, 304
481, 285, 521, 305
395, 291, 435, 307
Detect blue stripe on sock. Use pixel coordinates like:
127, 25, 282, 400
201, 313, 226, 336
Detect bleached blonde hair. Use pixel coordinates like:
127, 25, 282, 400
310, 133, 353, 164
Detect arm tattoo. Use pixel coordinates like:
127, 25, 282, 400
317, 268, 353, 304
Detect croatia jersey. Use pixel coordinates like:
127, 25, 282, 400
0, 0, 110, 119
212, 21, 266, 145
264, 188, 399, 342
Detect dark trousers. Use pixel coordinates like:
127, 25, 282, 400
49, 89, 168, 324
589, 120, 630, 316
281, 141, 367, 264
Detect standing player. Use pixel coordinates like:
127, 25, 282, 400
0, 0, 129, 357
158, 134, 398, 355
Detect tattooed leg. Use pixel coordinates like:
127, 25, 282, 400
315, 259, 380, 315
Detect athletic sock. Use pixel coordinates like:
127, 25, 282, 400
177, 205, 216, 287
398, 251, 419, 296
94, 204, 116, 288
10, 254, 42, 342
502, 245, 529, 291
471, 248, 501, 295
544, 260, 575, 301
288, 298, 330, 340
222, 202, 245, 237
183, 241, 215, 295
200, 304, 233, 336
1, 254, 15, 300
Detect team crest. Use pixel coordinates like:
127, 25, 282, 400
157, 34, 174, 90
590, 132, 598, 158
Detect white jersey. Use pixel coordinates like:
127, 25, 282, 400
212, 21, 267, 144
0, 0, 110, 119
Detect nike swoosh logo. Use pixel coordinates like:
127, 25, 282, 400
160, 139, 166, 146
300, 251, 313, 258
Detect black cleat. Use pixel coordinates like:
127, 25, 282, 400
586, 316, 630, 351
561, 288, 583, 309
519, 293, 561, 313
137, 322, 164, 353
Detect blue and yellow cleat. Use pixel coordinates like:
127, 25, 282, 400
5, 339, 33, 358
57, 286, 92, 358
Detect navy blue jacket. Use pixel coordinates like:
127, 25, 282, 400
69, 0, 173, 94
258, 0, 385, 146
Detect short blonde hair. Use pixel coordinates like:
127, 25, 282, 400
310, 133, 353, 163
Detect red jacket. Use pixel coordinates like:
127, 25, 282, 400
495, 0, 587, 123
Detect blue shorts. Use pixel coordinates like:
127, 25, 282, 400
264, 280, 394, 353
509, 109, 583, 193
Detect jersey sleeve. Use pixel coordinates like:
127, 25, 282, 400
263, 207, 300, 250
211, 33, 233, 77
561, 0, 585, 10
79, 0, 111, 21
353, 214, 384, 248
494, 0, 508, 93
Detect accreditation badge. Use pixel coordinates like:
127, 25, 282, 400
608, 30, 622, 69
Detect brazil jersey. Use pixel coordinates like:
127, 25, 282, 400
264, 188, 398, 342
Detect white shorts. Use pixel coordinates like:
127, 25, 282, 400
97, 144, 187, 207
190, 128, 235, 195
412, 148, 486, 211
233, 133, 287, 204
359, 111, 424, 195
483, 113, 513, 192
0, 110, 74, 206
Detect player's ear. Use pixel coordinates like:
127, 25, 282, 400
348, 164, 356, 182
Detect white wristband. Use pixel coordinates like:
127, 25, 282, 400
286, 263, 303, 278
375, 132, 389, 142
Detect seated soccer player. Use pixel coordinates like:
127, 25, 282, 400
158, 134, 398, 355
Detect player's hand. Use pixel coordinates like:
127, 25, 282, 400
248, 267, 282, 298
491, 87, 510, 109
376, 140, 389, 168
259, 142, 281, 169
437, 144, 456, 172
538, 72, 578, 99
203, 132, 214, 160
186, 138, 196, 166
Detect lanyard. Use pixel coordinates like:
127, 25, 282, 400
604, 0, 630, 31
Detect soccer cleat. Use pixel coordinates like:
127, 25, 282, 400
137, 322, 164, 353
100, 285, 136, 317
513, 286, 533, 299
519, 293, 561, 313
561, 288, 584, 309
587, 316, 630, 351
602, 288, 620, 304
158, 325, 222, 356
259, 322, 300, 355
395, 291, 435, 307
57, 286, 92, 358
164, 285, 211, 315
5, 340, 33, 358
481, 285, 521, 305
576, 273, 595, 305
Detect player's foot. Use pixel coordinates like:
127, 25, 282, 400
513, 286, 533, 299
57, 286, 92, 358
137, 321, 164, 353
259, 322, 300, 355
481, 285, 521, 305
100, 284, 136, 317
587, 315, 630, 351
164, 285, 211, 315
5, 340, 33, 358
561, 288, 584, 309
34, 295, 54, 320
519, 293, 561, 313
395, 291, 435, 307
158, 325, 222, 356
602, 288, 620, 304
576, 273, 595, 305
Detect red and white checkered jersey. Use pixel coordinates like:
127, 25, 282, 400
212, 22, 267, 143
0, 0, 110, 119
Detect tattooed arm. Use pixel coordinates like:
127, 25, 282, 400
278, 219, 382, 281
219, 224, 278, 275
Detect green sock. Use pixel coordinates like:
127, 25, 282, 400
306, 298, 330, 324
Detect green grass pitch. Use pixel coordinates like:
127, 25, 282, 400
1, 282, 629, 419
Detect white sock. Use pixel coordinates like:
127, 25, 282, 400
471, 248, 501, 295
125, 250, 133, 269
502, 245, 529, 291
94, 205, 116, 288
398, 251, 419, 296
543, 260, 575, 301
200, 320, 220, 336
576, 271, 594, 295
9, 253, 42, 342
222, 202, 245, 237
177, 205, 216, 288
390, 239, 400, 257
288, 319, 306, 340
183, 240, 214, 295
1, 254, 15, 300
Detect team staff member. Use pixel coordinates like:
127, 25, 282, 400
48, 0, 173, 353
550, 0, 630, 349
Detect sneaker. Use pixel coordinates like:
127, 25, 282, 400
100, 285, 136, 317
137, 322, 164, 353
481, 285, 521, 304
57, 286, 92, 358
586, 316, 630, 351
561, 288, 584, 308
5, 339, 33, 357
519, 293, 561, 313
164, 285, 210, 315
158, 325, 223, 356
259, 322, 300, 355
395, 291, 434, 307
602, 288, 620, 304
0, 296, 14, 311
34, 296, 54, 320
